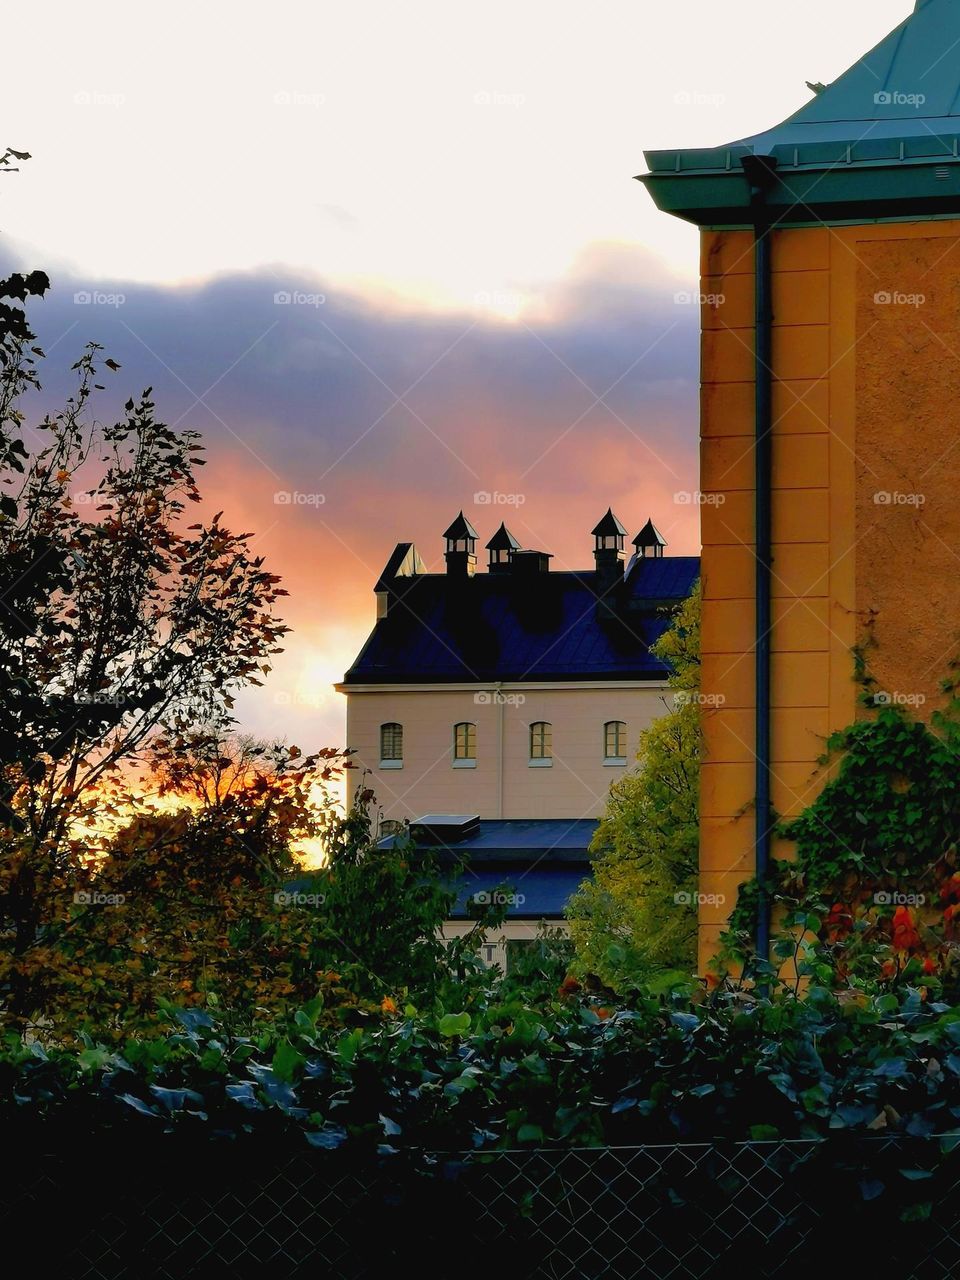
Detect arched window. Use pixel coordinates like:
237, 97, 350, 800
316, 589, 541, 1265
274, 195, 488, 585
604, 720, 627, 763
380, 722, 403, 766
453, 721, 477, 763
529, 721, 552, 764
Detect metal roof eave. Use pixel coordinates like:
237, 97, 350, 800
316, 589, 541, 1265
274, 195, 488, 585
638, 158, 960, 228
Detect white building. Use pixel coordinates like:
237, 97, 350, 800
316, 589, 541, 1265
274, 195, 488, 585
337, 509, 698, 824
336, 509, 699, 970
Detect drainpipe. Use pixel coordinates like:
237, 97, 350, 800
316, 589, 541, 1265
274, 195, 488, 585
495, 681, 504, 818
741, 154, 778, 968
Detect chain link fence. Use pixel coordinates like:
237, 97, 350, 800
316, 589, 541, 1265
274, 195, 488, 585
5, 1134, 959, 1278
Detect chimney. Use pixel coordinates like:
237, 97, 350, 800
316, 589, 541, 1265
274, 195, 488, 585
443, 510, 479, 577
486, 522, 522, 573
591, 508, 627, 604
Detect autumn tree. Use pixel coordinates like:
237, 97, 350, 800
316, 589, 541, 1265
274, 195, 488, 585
0, 154, 292, 1022
0, 146, 52, 785
5, 735, 345, 1039
1, 371, 289, 841
0, 152, 490, 1041
567, 585, 701, 988
10, 763, 491, 1042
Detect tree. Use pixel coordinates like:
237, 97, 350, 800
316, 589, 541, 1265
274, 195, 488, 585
0, 149, 48, 351
0, 155, 292, 1021
567, 585, 701, 988
0, 152, 496, 1041
0, 368, 290, 843
0, 361, 293, 1008
0, 146, 53, 785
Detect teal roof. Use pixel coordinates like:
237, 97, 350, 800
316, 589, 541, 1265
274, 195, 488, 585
640, 0, 960, 227
746, 0, 960, 144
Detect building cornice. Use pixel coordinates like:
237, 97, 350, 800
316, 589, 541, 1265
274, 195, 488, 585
335, 679, 671, 695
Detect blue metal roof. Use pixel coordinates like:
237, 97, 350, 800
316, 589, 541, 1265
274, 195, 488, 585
343, 555, 699, 685
287, 820, 595, 919
376, 817, 596, 919
378, 817, 597, 859
447, 867, 589, 920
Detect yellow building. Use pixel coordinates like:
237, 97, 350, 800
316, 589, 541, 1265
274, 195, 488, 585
641, 0, 960, 968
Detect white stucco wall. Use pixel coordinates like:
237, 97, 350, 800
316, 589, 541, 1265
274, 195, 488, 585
443, 918, 570, 973
338, 681, 672, 820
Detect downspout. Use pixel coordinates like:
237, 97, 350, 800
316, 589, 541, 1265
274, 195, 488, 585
496, 682, 504, 818
741, 154, 779, 968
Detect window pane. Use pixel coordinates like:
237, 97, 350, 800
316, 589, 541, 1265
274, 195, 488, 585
381, 723, 403, 760
604, 721, 626, 758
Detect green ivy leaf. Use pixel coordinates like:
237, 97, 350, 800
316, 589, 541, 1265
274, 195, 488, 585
272, 1039, 305, 1082
439, 1012, 471, 1037
516, 1123, 544, 1143
749, 1124, 779, 1141
77, 1047, 111, 1072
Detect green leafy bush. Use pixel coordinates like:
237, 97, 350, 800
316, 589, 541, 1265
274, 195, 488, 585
9, 976, 960, 1161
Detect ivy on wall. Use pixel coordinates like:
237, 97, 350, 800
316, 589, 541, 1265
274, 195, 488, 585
724, 667, 960, 992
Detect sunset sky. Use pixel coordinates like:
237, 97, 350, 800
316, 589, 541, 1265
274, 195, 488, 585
3, 0, 913, 750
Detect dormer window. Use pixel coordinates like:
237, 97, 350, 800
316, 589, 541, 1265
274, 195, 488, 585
529, 721, 553, 766
380, 722, 403, 768
604, 720, 627, 765
453, 721, 477, 767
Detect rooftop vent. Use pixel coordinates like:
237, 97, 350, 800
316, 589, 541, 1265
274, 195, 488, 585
632, 518, 667, 559
486, 521, 522, 573
512, 549, 552, 575
443, 510, 479, 578
409, 814, 481, 845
